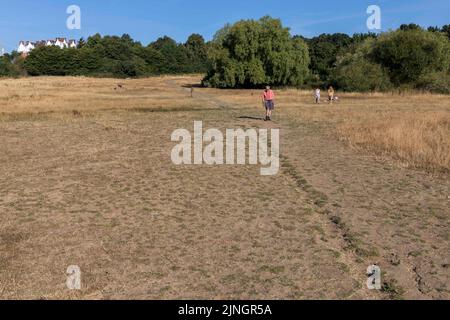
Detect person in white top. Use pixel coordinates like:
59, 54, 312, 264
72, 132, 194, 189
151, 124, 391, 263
314, 88, 321, 104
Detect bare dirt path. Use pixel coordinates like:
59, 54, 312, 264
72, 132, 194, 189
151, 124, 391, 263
168, 79, 380, 299
172, 78, 450, 300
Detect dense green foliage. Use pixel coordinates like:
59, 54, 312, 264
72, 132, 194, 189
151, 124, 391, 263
1, 18, 449, 93
331, 48, 392, 92
302, 33, 353, 81
203, 17, 310, 88
330, 27, 450, 92
371, 29, 450, 85
0, 52, 23, 77
23, 33, 208, 77
415, 71, 450, 94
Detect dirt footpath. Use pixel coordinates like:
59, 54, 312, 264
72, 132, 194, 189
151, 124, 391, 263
183, 79, 450, 299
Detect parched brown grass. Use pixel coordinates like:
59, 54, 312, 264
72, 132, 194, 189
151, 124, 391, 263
184, 83, 450, 172
337, 111, 450, 172
1, 75, 449, 300
0, 75, 213, 116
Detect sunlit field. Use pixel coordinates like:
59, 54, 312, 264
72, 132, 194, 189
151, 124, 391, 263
0, 75, 449, 299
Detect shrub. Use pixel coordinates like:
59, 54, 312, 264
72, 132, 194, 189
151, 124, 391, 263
371, 29, 450, 85
415, 72, 450, 94
331, 38, 391, 92
332, 54, 392, 92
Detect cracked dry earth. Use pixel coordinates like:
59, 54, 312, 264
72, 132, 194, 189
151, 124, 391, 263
0, 76, 448, 299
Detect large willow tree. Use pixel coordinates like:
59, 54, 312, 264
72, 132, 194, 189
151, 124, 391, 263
204, 16, 310, 88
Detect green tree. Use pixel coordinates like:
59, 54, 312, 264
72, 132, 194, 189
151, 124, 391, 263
399, 23, 422, 31
204, 16, 310, 88
371, 29, 450, 85
331, 39, 391, 92
442, 25, 450, 39
24, 46, 69, 76
305, 33, 353, 80
415, 71, 450, 94
332, 55, 392, 92
0, 56, 13, 76
0, 53, 23, 77
428, 26, 441, 33
185, 34, 208, 73
133, 45, 164, 74
212, 24, 232, 45
149, 36, 192, 74
77, 37, 86, 49
73, 47, 101, 75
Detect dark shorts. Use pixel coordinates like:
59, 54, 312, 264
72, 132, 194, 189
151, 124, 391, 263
264, 100, 275, 110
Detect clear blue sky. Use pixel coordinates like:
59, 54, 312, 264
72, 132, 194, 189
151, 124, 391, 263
0, 0, 449, 52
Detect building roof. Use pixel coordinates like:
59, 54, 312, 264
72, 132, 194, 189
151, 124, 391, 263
18, 37, 78, 51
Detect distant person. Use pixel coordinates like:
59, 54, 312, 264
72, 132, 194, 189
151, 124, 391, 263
314, 88, 321, 104
328, 86, 335, 104
262, 86, 275, 121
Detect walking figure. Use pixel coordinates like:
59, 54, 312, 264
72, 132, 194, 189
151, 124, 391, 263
262, 86, 275, 121
328, 86, 335, 104
315, 88, 321, 104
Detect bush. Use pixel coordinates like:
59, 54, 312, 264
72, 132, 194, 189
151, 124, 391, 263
0, 55, 21, 77
331, 29, 450, 92
306, 33, 353, 80
332, 55, 392, 92
331, 38, 391, 92
415, 72, 450, 94
371, 29, 450, 85
24, 46, 71, 76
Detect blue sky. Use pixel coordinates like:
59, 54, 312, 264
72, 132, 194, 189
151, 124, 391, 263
0, 0, 449, 52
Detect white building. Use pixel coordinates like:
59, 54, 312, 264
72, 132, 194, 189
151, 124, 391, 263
68, 39, 77, 48
17, 41, 35, 54
55, 38, 68, 49
17, 38, 77, 54
17, 41, 26, 53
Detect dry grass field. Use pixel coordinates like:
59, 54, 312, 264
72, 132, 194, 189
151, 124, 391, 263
0, 75, 449, 300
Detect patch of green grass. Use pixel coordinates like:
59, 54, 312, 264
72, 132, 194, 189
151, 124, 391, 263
330, 216, 379, 258
337, 262, 351, 274
230, 245, 241, 253
281, 156, 329, 208
258, 265, 285, 274
0, 111, 53, 122
381, 279, 405, 300
128, 106, 214, 113
408, 251, 422, 257
189, 266, 210, 278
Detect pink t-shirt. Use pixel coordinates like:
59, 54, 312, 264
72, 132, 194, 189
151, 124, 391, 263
263, 90, 275, 101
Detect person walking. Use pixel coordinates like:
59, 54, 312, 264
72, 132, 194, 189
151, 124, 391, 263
315, 88, 321, 104
262, 86, 275, 121
327, 86, 335, 104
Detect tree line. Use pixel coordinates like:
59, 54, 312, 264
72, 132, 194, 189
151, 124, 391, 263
1, 18, 449, 93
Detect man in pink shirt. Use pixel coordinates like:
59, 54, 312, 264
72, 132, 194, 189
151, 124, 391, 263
262, 86, 275, 121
